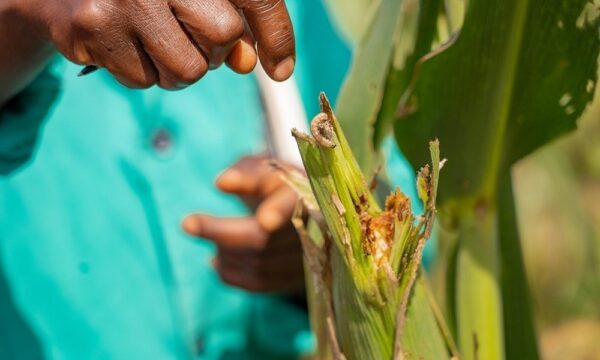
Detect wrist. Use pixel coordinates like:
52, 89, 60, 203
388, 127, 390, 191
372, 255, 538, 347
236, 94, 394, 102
3, 0, 52, 44
0, 1, 56, 106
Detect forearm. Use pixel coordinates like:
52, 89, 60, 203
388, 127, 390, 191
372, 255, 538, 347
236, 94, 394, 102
0, 3, 55, 107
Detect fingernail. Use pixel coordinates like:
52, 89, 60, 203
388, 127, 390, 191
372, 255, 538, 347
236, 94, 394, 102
216, 168, 243, 188
258, 210, 284, 232
182, 216, 201, 235
227, 41, 257, 74
273, 57, 295, 82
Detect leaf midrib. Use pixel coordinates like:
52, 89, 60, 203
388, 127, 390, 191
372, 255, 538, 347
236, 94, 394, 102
481, 0, 530, 199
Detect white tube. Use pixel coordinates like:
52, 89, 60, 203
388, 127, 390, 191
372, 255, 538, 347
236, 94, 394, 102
256, 63, 309, 167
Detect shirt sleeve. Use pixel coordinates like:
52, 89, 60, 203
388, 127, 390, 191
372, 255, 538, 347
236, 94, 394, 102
0, 67, 60, 175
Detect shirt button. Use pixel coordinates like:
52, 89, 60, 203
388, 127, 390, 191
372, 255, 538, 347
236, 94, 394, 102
151, 129, 172, 153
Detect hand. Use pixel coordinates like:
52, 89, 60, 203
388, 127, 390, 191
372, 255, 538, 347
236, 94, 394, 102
182, 155, 305, 294
10, 0, 295, 89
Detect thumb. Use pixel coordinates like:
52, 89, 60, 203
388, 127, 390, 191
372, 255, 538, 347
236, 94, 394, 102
182, 214, 268, 249
256, 186, 298, 232
232, 0, 295, 81
216, 156, 282, 197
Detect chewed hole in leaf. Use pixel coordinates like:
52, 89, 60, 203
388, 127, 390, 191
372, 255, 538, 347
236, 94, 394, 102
358, 190, 413, 266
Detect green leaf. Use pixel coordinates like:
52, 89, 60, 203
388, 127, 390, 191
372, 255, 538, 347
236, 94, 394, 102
399, 275, 453, 360
395, 0, 600, 202
393, 0, 599, 358
290, 95, 453, 360
454, 202, 505, 360
335, 0, 405, 173
322, 0, 379, 45
374, 0, 443, 148
497, 174, 539, 360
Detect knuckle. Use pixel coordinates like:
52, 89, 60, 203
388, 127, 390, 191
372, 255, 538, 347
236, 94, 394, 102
209, 14, 245, 47
71, 2, 108, 33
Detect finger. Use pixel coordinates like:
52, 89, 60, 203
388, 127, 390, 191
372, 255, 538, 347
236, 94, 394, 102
134, 4, 208, 89
100, 38, 159, 89
69, 41, 95, 66
182, 214, 268, 250
169, 0, 244, 69
256, 186, 298, 232
232, 0, 295, 81
71, 30, 159, 88
217, 228, 302, 261
215, 254, 304, 293
216, 156, 283, 197
56, 4, 157, 87
226, 31, 258, 74
217, 239, 302, 270
214, 257, 270, 292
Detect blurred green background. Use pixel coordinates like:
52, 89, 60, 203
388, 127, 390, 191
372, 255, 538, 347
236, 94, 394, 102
512, 71, 600, 359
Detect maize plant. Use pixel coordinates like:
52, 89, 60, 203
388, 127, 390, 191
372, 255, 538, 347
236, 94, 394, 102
282, 94, 457, 359
324, 0, 600, 359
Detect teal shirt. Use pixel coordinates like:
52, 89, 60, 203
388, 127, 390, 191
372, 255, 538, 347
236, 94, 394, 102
0, 1, 420, 359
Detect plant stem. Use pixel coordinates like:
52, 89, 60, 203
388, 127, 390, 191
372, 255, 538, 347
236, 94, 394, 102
498, 173, 539, 359
455, 200, 505, 360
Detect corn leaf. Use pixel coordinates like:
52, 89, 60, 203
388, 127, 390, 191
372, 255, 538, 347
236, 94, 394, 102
321, 0, 378, 45
373, 0, 444, 148
393, 0, 600, 358
333, 0, 405, 173
289, 94, 452, 360
395, 0, 600, 202
497, 174, 538, 360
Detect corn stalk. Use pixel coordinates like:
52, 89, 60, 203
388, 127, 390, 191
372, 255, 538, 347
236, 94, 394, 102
283, 94, 456, 359
324, 0, 599, 358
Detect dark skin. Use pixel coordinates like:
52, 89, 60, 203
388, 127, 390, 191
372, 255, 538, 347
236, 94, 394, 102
0, 0, 295, 104
0, 1, 302, 294
182, 156, 305, 294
